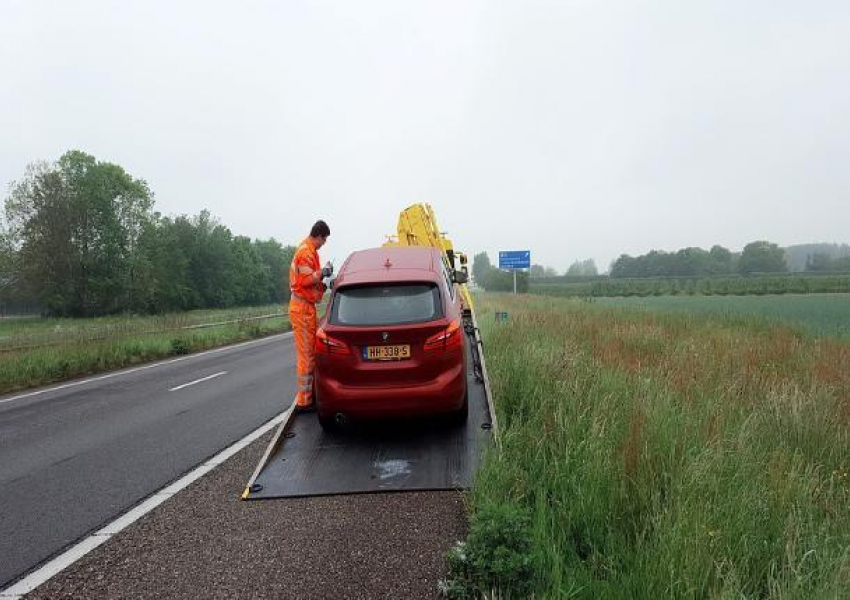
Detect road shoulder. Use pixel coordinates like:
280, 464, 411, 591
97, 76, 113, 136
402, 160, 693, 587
25, 428, 468, 599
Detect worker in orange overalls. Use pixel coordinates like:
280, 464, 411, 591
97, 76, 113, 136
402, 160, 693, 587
289, 220, 332, 412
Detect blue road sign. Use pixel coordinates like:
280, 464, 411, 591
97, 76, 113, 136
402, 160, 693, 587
499, 250, 531, 269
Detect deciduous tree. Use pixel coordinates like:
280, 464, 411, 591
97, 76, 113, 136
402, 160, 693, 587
738, 241, 787, 274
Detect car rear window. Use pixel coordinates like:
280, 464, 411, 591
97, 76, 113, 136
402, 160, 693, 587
330, 283, 442, 326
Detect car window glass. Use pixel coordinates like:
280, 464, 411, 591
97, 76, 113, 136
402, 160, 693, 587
331, 283, 442, 326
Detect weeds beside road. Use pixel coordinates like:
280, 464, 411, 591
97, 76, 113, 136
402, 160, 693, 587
0, 306, 292, 395
462, 293, 850, 598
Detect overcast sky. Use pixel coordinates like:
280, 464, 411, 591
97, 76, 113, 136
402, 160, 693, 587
2, 1, 848, 272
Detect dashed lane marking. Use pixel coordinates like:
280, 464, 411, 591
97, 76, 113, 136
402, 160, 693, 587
169, 371, 228, 392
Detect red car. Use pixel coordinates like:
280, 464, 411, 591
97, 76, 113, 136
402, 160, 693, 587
313, 246, 468, 430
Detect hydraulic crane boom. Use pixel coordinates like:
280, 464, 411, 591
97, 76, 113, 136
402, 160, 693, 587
383, 203, 474, 314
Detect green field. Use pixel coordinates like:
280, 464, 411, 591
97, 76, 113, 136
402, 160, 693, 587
530, 273, 850, 298
0, 305, 294, 395
0, 305, 283, 342
595, 293, 850, 339
447, 293, 850, 598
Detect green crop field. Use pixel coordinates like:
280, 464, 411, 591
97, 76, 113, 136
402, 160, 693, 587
595, 293, 850, 339
448, 293, 850, 599
530, 273, 850, 299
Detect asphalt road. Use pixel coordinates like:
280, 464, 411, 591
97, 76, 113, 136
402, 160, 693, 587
0, 332, 295, 589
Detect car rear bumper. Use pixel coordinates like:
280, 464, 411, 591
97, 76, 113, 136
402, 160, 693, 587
315, 360, 467, 419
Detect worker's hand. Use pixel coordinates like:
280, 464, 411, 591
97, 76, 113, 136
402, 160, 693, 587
321, 262, 333, 279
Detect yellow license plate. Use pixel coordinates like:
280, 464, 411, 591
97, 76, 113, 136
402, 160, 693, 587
363, 345, 411, 360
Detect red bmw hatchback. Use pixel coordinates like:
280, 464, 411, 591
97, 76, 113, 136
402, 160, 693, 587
313, 246, 468, 430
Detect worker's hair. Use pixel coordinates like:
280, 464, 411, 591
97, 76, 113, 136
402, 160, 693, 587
310, 220, 330, 238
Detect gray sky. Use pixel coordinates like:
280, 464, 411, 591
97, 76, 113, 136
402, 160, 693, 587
2, 1, 849, 272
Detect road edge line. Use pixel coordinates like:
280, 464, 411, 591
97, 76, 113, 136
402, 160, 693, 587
0, 410, 288, 599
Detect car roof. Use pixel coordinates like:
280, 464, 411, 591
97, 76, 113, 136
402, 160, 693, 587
334, 246, 445, 287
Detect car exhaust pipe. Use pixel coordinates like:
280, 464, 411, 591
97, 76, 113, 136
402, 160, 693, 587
334, 413, 348, 426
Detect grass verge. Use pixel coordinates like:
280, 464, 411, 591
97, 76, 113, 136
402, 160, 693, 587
449, 293, 850, 598
0, 312, 290, 395
0, 304, 284, 348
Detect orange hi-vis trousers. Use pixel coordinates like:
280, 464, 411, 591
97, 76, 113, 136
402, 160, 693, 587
289, 297, 317, 407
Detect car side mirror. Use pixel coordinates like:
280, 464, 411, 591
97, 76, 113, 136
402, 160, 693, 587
452, 270, 468, 285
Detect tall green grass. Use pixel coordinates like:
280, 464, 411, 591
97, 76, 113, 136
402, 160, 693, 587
471, 293, 850, 598
0, 304, 283, 348
0, 307, 293, 394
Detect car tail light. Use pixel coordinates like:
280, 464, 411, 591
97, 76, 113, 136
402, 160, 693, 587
424, 320, 463, 353
316, 328, 350, 355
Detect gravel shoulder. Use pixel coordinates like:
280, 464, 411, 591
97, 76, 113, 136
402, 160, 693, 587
26, 429, 468, 599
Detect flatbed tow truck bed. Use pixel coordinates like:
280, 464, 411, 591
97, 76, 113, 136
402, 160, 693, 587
243, 313, 496, 500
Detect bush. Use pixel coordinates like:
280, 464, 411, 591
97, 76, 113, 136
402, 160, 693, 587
439, 503, 536, 599
170, 338, 190, 355
239, 322, 263, 338
480, 267, 530, 293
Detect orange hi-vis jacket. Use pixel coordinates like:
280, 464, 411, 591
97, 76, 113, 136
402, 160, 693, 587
289, 238, 325, 304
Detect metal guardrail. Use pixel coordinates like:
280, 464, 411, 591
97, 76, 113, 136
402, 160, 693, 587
178, 313, 282, 330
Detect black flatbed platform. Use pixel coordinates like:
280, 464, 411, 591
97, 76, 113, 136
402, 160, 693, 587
243, 319, 495, 500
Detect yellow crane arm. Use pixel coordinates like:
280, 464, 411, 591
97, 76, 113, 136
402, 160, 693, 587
384, 203, 474, 313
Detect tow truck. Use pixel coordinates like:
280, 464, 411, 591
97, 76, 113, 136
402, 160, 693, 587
242, 204, 495, 499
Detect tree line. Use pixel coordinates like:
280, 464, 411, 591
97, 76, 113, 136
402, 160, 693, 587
471, 240, 849, 296
476, 243, 849, 286
610, 241, 850, 278
530, 258, 598, 278
609, 241, 788, 278
1, 151, 295, 317
785, 243, 850, 271
805, 253, 850, 273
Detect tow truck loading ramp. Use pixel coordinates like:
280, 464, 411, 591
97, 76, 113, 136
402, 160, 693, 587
243, 320, 495, 500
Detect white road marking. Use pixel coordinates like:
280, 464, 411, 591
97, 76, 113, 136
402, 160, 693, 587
0, 332, 292, 407
0, 408, 291, 599
168, 371, 228, 392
